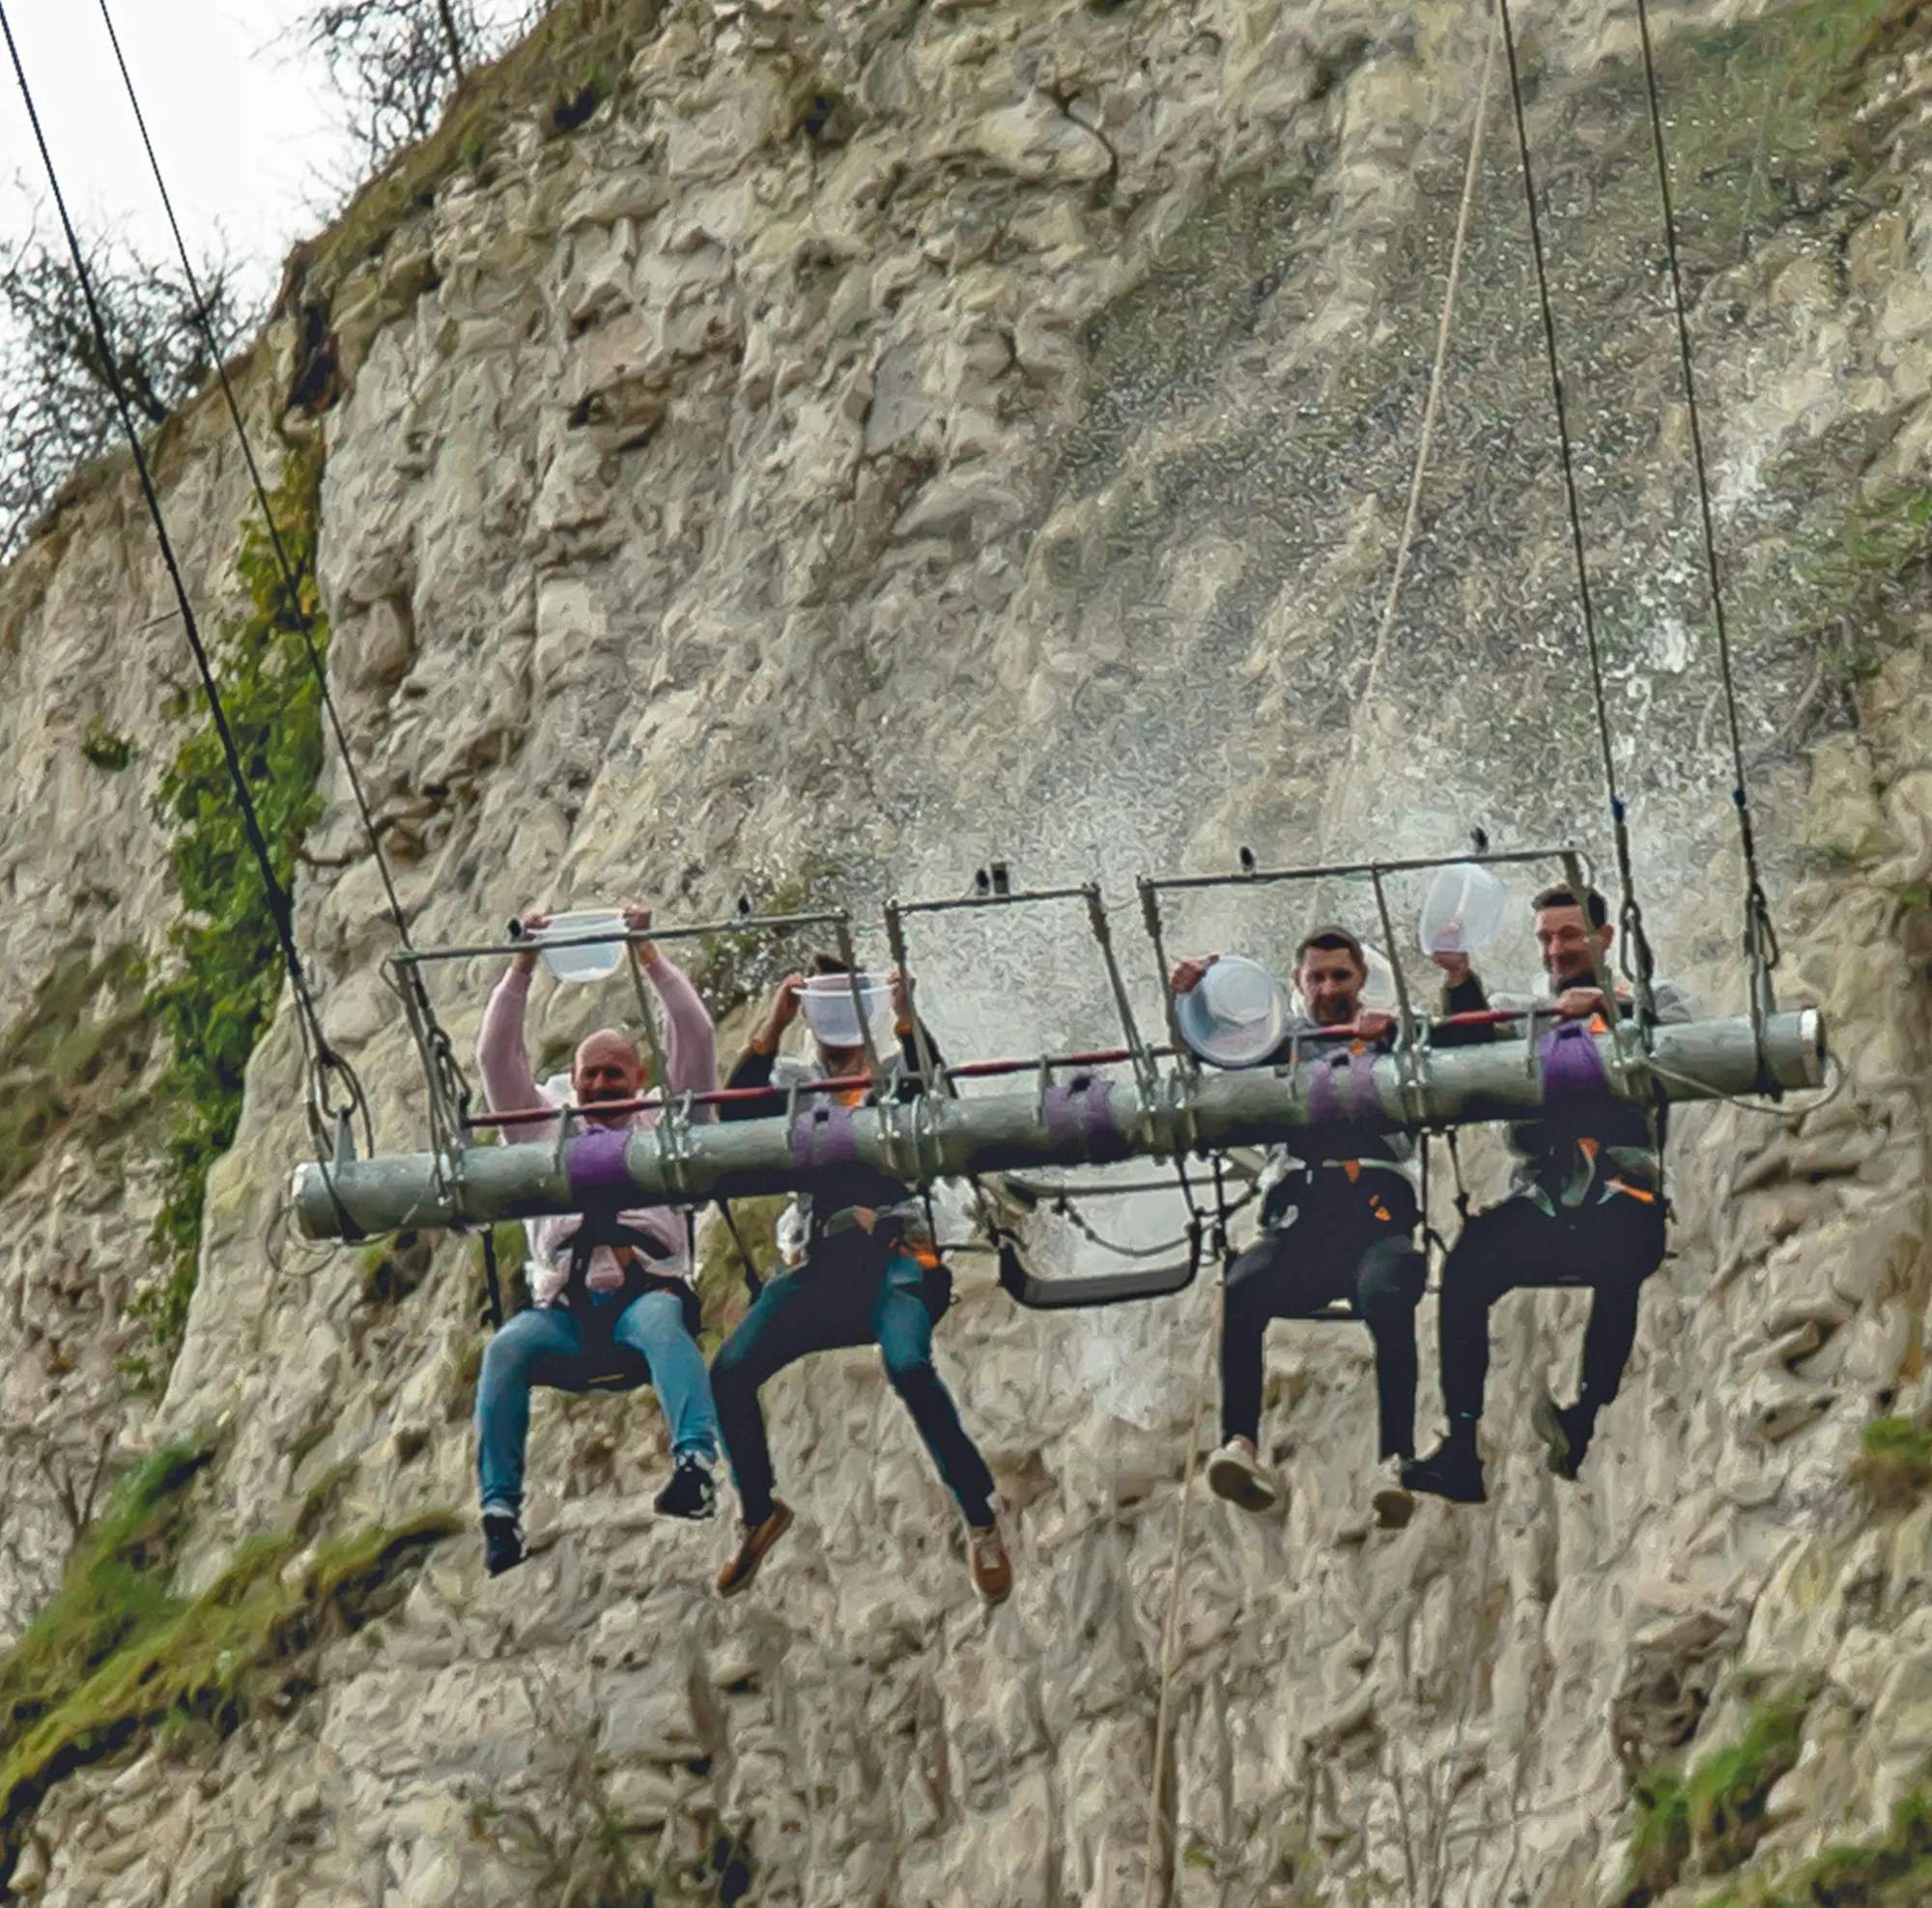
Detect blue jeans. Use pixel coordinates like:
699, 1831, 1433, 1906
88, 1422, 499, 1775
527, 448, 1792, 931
711, 1241, 996, 1528
475, 1289, 720, 1515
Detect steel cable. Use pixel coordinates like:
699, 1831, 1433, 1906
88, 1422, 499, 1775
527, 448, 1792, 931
1631, 0, 1780, 1034
94, 0, 475, 1136
1495, 0, 1660, 1003
92, 0, 415, 947
0, 0, 367, 1147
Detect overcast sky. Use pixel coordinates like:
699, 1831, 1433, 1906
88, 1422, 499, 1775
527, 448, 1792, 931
0, 1, 526, 309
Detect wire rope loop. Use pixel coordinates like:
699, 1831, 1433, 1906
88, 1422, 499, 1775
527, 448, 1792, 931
1047, 1194, 1193, 1263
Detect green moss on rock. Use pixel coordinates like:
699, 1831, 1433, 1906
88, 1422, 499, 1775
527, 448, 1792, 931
1624, 1688, 1812, 1905
1853, 1414, 1932, 1510
134, 451, 327, 1384
0, 1440, 455, 1888
0, 942, 151, 1204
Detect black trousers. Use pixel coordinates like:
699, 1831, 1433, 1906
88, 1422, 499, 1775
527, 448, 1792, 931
1437, 1191, 1668, 1422
1221, 1203, 1426, 1459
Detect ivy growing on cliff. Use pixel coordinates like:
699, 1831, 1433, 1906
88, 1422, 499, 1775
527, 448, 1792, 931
1623, 1687, 1814, 1906
132, 452, 328, 1381
0, 1439, 455, 1889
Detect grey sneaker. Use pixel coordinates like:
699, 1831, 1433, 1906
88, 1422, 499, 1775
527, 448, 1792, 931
1207, 1439, 1279, 1513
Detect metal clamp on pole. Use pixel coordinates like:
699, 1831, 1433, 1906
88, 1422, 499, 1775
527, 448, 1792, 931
831, 913, 900, 1178
1559, 848, 1641, 1097
1137, 875, 1202, 1157
1082, 883, 1159, 1117
1367, 863, 1429, 1128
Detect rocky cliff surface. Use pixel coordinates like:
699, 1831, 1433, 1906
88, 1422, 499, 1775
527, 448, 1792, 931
3, 0, 1932, 1901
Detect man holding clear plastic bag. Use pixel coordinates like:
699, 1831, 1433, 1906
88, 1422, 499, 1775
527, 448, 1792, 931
708, 957, 1010, 1605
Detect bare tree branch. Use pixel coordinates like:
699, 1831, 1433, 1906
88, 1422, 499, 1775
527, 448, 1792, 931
0, 215, 253, 559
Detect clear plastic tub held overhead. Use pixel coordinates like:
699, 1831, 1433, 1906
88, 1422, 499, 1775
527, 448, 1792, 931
798, 973, 895, 1051
1418, 862, 1511, 958
535, 910, 628, 982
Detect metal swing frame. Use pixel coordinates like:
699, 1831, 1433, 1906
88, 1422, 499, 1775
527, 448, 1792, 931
379, 901, 869, 1381
883, 877, 1209, 1311
292, 881, 1830, 1268
1128, 841, 1638, 1323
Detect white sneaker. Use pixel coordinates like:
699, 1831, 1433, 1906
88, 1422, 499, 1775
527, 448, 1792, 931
1207, 1439, 1279, 1514
1371, 1455, 1415, 1530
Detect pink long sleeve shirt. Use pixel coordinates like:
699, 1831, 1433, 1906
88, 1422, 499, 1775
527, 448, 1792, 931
476, 954, 717, 1306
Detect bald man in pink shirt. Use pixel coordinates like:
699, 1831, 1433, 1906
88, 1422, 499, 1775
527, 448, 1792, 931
472, 904, 720, 1575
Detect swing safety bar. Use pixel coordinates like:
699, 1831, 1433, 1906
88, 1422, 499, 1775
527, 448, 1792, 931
997, 1224, 1203, 1311
463, 1047, 1184, 1128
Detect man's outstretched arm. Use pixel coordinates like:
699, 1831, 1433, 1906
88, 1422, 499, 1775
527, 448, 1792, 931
478, 910, 547, 1117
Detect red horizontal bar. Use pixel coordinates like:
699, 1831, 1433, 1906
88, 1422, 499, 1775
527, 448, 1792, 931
467, 1071, 881, 1128
946, 1046, 1140, 1080
1301, 1007, 1532, 1041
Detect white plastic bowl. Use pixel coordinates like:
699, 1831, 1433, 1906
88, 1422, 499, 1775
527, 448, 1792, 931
1175, 954, 1291, 1068
799, 974, 895, 1050
1418, 862, 1510, 957
536, 909, 627, 982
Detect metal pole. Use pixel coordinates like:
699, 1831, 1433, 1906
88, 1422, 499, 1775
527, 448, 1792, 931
293, 1010, 1827, 1239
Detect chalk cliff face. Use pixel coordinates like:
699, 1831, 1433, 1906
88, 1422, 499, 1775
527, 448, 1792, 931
4, 0, 1932, 1900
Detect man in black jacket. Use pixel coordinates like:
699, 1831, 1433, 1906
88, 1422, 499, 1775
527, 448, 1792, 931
1180, 927, 1428, 1531
1405, 885, 1694, 1504
709, 960, 1009, 1604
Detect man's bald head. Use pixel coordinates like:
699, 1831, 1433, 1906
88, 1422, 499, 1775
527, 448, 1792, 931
574, 1028, 644, 1112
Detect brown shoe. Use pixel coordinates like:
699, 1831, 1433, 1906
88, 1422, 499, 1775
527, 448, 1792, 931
716, 1499, 794, 1598
967, 1519, 1013, 1605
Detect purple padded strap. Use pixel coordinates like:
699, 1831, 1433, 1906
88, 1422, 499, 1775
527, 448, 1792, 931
1043, 1079, 1085, 1153
1307, 1047, 1379, 1124
793, 1101, 862, 1172
567, 1126, 635, 1204
1079, 1075, 1129, 1162
1538, 1021, 1613, 1100
1043, 1075, 1129, 1164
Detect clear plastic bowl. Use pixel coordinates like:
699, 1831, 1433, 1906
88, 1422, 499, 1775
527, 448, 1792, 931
1418, 863, 1510, 957
536, 909, 627, 982
1175, 954, 1291, 1068
799, 974, 895, 1050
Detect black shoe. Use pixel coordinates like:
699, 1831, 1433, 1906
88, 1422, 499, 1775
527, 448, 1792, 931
654, 1456, 718, 1521
482, 1508, 526, 1576
1532, 1394, 1595, 1481
1403, 1438, 1487, 1505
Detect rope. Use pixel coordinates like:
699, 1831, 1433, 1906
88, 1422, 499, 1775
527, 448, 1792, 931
1631, 0, 1780, 1033
1495, 0, 1660, 1001
0, 1, 365, 1146
1319, 1, 1497, 860
1140, 1276, 1223, 1908
94, 0, 415, 949
96, 0, 479, 1139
